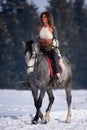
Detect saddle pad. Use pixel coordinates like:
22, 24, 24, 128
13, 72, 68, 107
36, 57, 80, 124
46, 56, 54, 78
45, 56, 63, 77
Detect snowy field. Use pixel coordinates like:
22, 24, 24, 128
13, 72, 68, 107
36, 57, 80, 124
0, 89, 87, 130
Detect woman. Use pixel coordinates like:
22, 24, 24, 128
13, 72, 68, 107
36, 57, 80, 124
38, 11, 61, 83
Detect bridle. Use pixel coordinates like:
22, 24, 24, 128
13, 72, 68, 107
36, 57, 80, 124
26, 50, 36, 68
26, 44, 43, 72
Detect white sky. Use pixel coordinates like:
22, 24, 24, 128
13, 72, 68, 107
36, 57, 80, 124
27, 0, 49, 13
27, 0, 87, 13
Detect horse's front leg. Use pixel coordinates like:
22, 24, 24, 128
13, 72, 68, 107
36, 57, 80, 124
32, 88, 45, 124
43, 88, 55, 123
65, 79, 72, 123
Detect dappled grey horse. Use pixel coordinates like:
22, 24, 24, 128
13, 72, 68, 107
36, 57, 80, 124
24, 40, 72, 124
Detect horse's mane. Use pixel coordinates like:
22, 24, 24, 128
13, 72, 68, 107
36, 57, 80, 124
24, 40, 33, 58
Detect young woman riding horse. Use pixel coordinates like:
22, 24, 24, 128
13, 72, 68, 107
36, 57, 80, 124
38, 12, 61, 84
24, 12, 72, 124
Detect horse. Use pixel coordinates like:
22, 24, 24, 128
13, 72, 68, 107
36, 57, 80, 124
23, 40, 72, 124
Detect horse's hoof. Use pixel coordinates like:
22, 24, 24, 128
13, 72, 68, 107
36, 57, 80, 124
65, 115, 71, 123
31, 120, 38, 125
65, 120, 71, 123
42, 119, 47, 124
43, 120, 48, 124
42, 117, 50, 124
42, 111, 50, 124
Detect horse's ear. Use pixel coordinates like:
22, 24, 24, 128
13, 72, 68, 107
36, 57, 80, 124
29, 40, 34, 44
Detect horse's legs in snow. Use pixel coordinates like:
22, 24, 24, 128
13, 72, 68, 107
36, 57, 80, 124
43, 89, 55, 123
65, 78, 72, 123
32, 88, 45, 124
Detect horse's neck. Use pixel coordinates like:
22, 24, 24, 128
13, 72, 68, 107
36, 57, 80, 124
35, 51, 43, 63
33, 43, 39, 54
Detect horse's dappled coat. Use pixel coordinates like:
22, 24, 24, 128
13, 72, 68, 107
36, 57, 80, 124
24, 41, 72, 124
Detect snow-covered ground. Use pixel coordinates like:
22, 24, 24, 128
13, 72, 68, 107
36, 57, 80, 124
0, 89, 87, 130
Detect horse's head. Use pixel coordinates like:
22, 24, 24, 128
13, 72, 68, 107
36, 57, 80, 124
24, 40, 33, 58
24, 40, 38, 74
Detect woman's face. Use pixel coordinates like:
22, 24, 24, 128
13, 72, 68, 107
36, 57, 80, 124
41, 14, 48, 24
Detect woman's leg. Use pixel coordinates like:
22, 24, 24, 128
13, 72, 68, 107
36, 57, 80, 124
51, 49, 60, 74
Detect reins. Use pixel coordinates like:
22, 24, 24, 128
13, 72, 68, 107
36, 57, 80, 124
34, 56, 43, 72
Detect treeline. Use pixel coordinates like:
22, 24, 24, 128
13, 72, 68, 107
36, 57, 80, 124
0, 0, 39, 89
0, 0, 87, 89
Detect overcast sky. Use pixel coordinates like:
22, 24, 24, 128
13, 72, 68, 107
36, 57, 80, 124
27, 0, 87, 13
27, 0, 49, 13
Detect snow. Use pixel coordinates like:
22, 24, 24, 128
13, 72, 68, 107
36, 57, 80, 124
0, 89, 87, 130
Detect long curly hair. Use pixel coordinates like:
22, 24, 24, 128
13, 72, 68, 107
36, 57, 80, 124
40, 12, 54, 27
